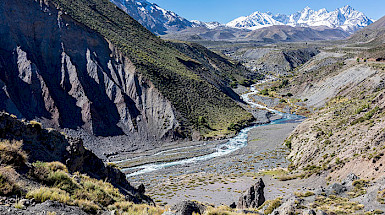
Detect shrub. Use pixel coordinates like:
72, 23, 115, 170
259, 89, 269, 96
262, 197, 282, 214
46, 170, 79, 194
107, 201, 164, 215
295, 191, 315, 198
29, 120, 42, 130
279, 79, 289, 88
0, 166, 22, 196
27, 187, 70, 203
46, 162, 68, 173
73, 174, 124, 207
239, 79, 254, 87
0, 140, 28, 167
284, 140, 291, 149
377, 189, 385, 204
74, 199, 101, 213
14, 199, 24, 209
348, 180, 368, 198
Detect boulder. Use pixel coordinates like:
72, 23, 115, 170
237, 178, 265, 209
272, 197, 301, 215
342, 173, 360, 185
303, 209, 316, 215
170, 200, 206, 215
326, 183, 347, 195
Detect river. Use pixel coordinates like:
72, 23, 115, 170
121, 84, 303, 177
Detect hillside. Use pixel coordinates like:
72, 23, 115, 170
163, 25, 349, 43
245, 25, 349, 42
0, 112, 154, 214
349, 16, 385, 44
0, 0, 256, 143
260, 27, 385, 179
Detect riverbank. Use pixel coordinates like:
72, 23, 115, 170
125, 120, 306, 206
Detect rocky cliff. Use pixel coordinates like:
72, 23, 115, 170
0, 0, 181, 140
0, 0, 255, 144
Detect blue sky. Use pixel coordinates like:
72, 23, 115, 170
149, 0, 384, 23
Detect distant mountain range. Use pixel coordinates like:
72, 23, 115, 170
110, 0, 374, 42
227, 5, 374, 33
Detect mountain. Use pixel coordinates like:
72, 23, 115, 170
163, 25, 349, 43
0, 0, 257, 151
245, 25, 349, 42
191, 20, 223, 29
349, 15, 385, 44
110, 0, 193, 35
227, 5, 374, 33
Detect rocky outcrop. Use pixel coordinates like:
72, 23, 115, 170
0, 112, 152, 204
237, 178, 265, 209
169, 200, 206, 215
0, 199, 88, 215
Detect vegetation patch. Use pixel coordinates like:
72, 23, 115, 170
0, 140, 27, 168
348, 179, 368, 198
0, 166, 22, 196
311, 195, 364, 214
257, 197, 282, 215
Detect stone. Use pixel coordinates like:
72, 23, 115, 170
304, 209, 316, 215
342, 173, 359, 185
237, 178, 265, 209
170, 200, 206, 215
229, 202, 236, 209
327, 183, 347, 195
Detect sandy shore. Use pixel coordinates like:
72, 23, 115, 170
122, 120, 325, 206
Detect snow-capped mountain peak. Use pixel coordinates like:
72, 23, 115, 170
226, 5, 374, 33
191, 20, 223, 29
110, 0, 193, 35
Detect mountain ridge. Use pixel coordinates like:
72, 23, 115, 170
110, 0, 193, 35
227, 5, 374, 33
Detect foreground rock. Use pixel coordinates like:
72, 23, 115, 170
237, 178, 265, 209
0, 200, 88, 215
167, 200, 206, 215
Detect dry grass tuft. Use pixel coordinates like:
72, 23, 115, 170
0, 166, 21, 196
107, 201, 164, 215
26, 187, 71, 203
0, 140, 27, 167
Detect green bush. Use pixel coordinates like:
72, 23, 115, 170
46, 171, 79, 194
260, 89, 269, 96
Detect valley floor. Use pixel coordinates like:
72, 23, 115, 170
123, 121, 308, 206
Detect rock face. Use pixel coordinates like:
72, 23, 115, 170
0, 0, 181, 139
0, 112, 152, 204
0, 0, 256, 147
237, 178, 265, 209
